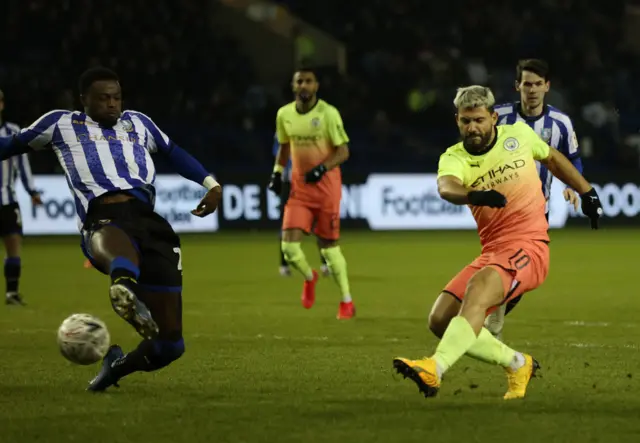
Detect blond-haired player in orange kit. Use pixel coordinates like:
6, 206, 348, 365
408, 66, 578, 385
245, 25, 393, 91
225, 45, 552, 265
268, 68, 355, 320
393, 85, 603, 400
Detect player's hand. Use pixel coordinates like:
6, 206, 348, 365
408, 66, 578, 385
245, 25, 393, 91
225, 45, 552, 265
268, 172, 282, 194
563, 188, 580, 211
467, 190, 507, 208
191, 185, 222, 218
580, 187, 603, 229
305, 164, 327, 184
31, 193, 43, 206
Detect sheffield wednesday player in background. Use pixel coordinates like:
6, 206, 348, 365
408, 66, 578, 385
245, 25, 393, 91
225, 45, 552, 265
485, 59, 584, 340
272, 133, 330, 278
393, 86, 602, 400
268, 68, 355, 320
0, 68, 222, 391
0, 90, 42, 306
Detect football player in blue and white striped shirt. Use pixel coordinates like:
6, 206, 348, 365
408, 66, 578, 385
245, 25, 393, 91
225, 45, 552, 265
0, 67, 221, 392
485, 59, 584, 340
273, 134, 330, 277
0, 90, 42, 306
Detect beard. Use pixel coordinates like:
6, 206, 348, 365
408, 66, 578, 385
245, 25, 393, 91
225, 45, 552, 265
462, 130, 493, 153
297, 91, 312, 102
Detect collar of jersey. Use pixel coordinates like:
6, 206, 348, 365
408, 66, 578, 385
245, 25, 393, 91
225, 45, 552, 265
295, 99, 320, 115
516, 101, 549, 122
464, 126, 499, 156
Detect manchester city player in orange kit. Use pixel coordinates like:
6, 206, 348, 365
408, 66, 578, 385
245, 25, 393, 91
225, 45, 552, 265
268, 68, 355, 320
393, 86, 603, 400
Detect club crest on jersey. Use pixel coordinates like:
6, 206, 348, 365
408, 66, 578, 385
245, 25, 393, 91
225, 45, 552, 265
121, 120, 134, 132
503, 137, 519, 152
310, 117, 321, 128
541, 128, 551, 142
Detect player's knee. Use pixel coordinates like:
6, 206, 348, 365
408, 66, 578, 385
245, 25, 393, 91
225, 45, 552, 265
281, 241, 302, 262
317, 237, 338, 249
150, 337, 185, 369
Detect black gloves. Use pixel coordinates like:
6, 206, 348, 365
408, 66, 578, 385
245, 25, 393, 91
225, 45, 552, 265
580, 188, 603, 229
467, 190, 507, 208
268, 171, 282, 194
305, 164, 327, 183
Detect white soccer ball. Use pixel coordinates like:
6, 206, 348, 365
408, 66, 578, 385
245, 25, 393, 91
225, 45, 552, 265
57, 313, 110, 365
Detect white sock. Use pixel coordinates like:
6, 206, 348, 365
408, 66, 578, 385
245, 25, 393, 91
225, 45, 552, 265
435, 361, 444, 380
342, 294, 352, 303
509, 352, 526, 371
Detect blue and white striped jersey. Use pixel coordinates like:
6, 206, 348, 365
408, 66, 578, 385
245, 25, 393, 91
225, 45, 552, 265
495, 102, 583, 204
0, 122, 37, 206
14, 110, 174, 223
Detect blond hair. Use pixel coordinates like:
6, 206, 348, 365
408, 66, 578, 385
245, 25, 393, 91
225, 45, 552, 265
453, 85, 495, 110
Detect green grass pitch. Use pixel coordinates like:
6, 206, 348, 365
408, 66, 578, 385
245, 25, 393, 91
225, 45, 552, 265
1, 229, 639, 443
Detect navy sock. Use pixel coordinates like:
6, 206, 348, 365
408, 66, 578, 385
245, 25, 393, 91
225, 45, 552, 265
109, 256, 140, 287
5, 257, 21, 294
111, 338, 185, 379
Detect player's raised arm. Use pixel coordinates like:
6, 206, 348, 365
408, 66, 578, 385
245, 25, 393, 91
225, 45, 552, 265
133, 111, 221, 216
537, 147, 603, 228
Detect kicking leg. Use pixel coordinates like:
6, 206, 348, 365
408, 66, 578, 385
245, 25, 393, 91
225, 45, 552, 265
3, 234, 24, 305
317, 237, 354, 319
88, 290, 184, 392
87, 225, 158, 339
394, 267, 534, 398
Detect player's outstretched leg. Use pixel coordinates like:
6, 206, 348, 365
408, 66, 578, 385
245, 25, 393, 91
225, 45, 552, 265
318, 238, 330, 277
394, 267, 537, 399
87, 226, 158, 339
88, 290, 184, 392
281, 229, 318, 308
318, 239, 354, 320
3, 234, 24, 306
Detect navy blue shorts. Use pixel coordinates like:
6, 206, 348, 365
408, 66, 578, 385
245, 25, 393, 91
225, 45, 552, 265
0, 203, 23, 237
81, 198, 182, 292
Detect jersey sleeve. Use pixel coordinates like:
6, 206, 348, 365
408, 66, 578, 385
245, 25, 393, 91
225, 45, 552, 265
15, 110, 67, 150
275, 109, 289, 144
326, 107, 349, 146
130, 111, 173, 153
437, 151, 466, 182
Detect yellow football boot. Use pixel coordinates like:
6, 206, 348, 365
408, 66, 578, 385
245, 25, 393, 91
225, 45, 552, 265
393, 357, 440, 398
504, 353, 540, 400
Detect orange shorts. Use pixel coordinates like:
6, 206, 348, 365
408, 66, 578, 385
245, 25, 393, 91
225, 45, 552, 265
282, 200, 340, 240
443, 240, 550, 314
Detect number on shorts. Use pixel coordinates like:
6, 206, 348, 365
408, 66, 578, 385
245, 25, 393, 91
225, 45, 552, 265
173, 247, 183, 271
14, 208, 22, 227
508, 249, 530, 270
